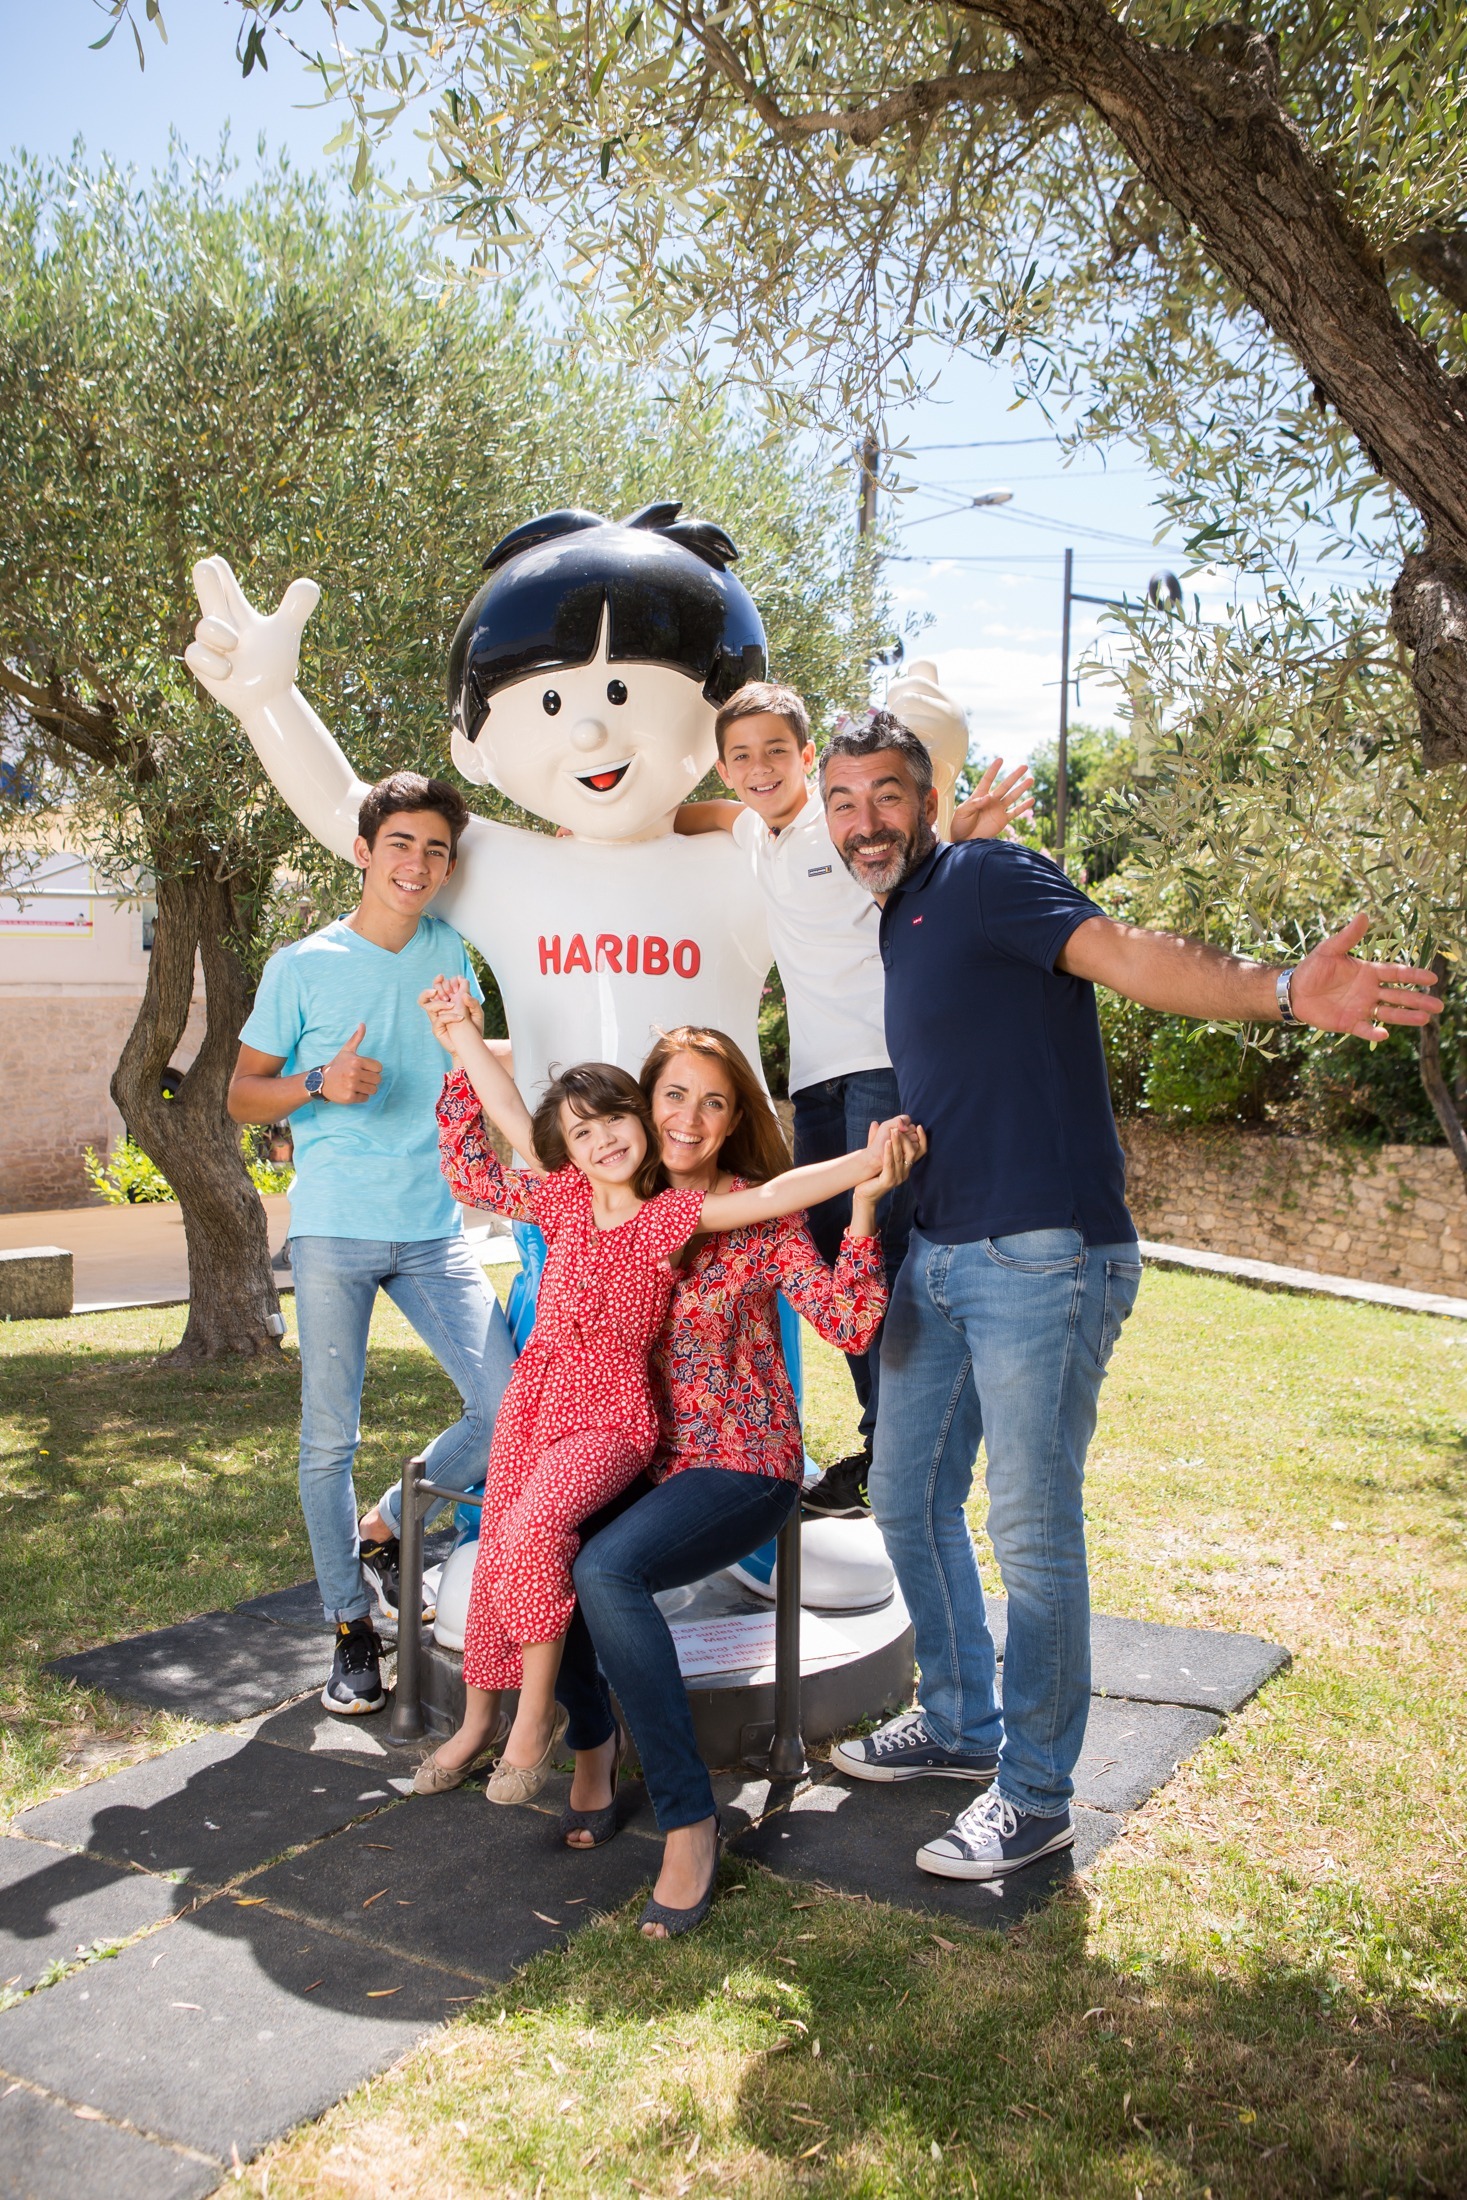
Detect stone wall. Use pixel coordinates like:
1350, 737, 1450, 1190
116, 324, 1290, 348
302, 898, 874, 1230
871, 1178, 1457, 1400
1118, 1120, 1465, 1293
0, 996, 208, 1214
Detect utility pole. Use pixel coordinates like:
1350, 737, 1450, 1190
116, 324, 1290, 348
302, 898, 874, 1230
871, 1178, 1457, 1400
1056, 547, 1074, 868
858, 430, 880, 536
1055, 552, 1182, 869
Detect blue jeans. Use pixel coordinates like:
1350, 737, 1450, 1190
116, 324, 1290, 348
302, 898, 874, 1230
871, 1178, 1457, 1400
558, 1469, 801, 1831
870, 1228, 1142, 1816
290, 1234, 516, 1626
792, 1067, 915, 1453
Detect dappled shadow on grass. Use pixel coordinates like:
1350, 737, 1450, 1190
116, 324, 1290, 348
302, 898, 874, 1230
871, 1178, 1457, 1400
455, 1859, 1467, 2200
0, 1318, 463, 1816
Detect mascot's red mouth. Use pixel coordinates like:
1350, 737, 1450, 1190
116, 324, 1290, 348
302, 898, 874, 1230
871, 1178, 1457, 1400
576, 762, 632, 793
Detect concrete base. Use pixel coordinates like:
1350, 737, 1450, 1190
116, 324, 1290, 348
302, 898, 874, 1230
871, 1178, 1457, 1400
0, 1245, 72, 1319
412, 1571, 916, 1770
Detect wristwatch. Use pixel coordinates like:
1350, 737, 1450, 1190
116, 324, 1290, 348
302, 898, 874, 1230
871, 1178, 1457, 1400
303, 1065, 329, 1100
1275, 967, 1300, 1027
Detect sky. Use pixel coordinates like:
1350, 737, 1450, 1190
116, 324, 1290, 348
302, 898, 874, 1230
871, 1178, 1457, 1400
2, 1, 1286, 766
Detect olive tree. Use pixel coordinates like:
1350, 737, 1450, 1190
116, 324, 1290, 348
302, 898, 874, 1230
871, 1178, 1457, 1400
161, 0, 1467, 772
0, 147, 877, 1362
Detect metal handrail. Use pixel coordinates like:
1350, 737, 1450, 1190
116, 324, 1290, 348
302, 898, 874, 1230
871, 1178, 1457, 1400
385, 1452, 807, 1773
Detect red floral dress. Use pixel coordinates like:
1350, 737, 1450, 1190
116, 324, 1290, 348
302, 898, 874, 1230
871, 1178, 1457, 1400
652, 1197, 886, 1484
437, 1071, 704, 1689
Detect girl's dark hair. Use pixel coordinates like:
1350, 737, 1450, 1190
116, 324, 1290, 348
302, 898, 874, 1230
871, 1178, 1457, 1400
448, 502, 768, 747
640, 1026, 790, 1186
530, 1062, 665, 1201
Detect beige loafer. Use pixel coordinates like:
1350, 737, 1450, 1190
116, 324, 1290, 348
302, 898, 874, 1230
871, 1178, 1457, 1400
412, 1713, 510, 1796
485, 1705, 570, 1807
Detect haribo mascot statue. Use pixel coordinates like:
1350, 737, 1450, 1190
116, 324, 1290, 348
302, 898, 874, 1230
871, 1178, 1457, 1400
186, 504, 773, 1098
186, 503, 895, 1636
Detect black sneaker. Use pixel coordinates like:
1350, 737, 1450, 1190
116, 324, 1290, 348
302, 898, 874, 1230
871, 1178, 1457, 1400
916, 1788, 1074, 1880
802, 1451, 872, 1519
359, 1535, 437, 1626
831, 1709, 999, 1784
321, 1617, 387, 1717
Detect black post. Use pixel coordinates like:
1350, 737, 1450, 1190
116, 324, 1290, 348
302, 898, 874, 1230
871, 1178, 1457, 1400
767, 1510, 807, 1778
386, 1453, 427, 1745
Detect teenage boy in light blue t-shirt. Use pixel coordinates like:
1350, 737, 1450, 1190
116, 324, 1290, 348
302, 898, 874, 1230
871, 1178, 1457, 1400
231, 771, 514, 1717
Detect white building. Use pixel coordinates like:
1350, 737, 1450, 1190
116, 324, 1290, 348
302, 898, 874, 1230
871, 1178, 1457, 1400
0, 829, 203, 1213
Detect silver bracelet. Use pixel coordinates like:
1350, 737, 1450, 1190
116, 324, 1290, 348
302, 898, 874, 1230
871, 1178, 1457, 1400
1276, 966, 1299, 1027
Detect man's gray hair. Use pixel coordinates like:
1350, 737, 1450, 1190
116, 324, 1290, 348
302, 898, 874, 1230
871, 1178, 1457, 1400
818, 708, 934, 799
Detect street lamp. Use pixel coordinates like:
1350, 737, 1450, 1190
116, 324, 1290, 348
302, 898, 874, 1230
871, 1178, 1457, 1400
1056, 552, 1182, 867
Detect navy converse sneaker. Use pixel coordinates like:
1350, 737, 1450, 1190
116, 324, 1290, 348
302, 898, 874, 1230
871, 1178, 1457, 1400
321, 1617, 387, 1717
916, 1788, 1074, 1880
831, 1710, 1000, 1784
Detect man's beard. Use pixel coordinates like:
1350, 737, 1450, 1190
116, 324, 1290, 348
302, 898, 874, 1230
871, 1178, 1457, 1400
837, 820, 936, 896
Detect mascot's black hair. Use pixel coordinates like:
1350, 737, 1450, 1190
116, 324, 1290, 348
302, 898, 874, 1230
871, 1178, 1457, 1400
447, 502, 768, 745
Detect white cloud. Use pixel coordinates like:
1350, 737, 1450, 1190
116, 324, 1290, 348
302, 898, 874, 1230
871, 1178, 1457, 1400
933, 644, 1122, 760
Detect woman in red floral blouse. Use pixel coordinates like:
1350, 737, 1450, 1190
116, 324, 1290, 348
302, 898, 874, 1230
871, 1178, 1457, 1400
551, 1026, 912, 1935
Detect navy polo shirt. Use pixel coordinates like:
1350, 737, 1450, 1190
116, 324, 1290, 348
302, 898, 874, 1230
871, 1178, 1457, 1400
879, 838, 1135, 1247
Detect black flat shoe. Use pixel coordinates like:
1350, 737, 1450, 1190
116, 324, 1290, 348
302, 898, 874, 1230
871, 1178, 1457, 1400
638, 1817, 723, 1940
558, 1722, 626, 1850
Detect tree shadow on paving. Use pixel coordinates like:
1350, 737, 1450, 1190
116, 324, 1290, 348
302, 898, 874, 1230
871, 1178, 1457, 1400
480, 1862, 1467, 2199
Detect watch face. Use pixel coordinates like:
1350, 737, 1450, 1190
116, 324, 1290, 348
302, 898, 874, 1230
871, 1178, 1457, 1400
306, 1067, 325, 1096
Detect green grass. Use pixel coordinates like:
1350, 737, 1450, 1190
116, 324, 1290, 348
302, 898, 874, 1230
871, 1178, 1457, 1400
3, 1271, 1466, 2193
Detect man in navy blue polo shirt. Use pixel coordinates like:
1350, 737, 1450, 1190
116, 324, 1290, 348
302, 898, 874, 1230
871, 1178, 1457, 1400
822, 710, 1440, 1881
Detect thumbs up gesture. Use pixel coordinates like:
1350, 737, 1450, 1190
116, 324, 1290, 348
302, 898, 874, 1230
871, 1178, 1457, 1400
185, 554, 321, 719
322, 1024, 382, 1105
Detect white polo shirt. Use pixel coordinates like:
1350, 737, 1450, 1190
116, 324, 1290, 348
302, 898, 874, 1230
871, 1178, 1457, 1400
733, 790, 890, 1094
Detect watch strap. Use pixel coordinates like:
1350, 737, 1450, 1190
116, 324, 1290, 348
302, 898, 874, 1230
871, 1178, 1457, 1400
1276, 967, 1299, 1027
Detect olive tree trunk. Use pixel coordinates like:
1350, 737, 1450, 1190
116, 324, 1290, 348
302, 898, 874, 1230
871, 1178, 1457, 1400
111, 866, 283, 1367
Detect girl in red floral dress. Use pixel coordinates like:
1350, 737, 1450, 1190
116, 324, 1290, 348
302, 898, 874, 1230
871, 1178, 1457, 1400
418, 977, 915, 1805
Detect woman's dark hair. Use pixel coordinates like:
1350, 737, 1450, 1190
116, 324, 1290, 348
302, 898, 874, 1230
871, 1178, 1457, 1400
530, 1062, 666, 1201
448, 502, 768, 746
640, 1026, 790, 1186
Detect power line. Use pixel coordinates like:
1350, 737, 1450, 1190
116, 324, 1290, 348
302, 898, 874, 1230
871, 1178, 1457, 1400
881, 436, 1068, 452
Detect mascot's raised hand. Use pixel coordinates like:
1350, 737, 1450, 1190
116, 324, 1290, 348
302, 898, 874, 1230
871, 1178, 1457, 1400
185, 556, 321, 719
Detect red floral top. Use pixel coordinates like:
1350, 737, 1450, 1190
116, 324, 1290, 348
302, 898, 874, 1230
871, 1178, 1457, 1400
436, 1070, 704, 1452
437, 1070, 886, 1486
652, 1193, 884, 1485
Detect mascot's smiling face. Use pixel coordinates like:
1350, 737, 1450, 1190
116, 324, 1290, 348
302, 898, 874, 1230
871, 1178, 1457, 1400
447, 503, 767, 843
451, 608, 718, 841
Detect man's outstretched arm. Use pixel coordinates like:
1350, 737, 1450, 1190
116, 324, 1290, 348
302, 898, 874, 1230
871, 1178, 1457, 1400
185, 556, 369, 864
1058, 911, 1441, 1041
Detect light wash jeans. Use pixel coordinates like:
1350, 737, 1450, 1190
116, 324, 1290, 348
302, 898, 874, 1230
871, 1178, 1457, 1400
290, 1234, 515, 1625
869, 1226, 1142, 1816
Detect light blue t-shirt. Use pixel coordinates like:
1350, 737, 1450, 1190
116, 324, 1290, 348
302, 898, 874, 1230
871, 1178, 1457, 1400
241, 914, 482, 1242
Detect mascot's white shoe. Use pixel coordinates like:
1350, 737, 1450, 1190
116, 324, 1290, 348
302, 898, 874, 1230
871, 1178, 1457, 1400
431, 1539, 479, 1652
727, 1515, 894, 1613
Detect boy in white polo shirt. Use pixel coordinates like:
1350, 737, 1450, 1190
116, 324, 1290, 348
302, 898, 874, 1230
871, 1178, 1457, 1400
675, 681, 1030, 1516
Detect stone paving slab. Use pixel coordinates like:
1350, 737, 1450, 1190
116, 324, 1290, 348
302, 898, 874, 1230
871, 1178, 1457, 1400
982, 1598, 1288, 1713
0, 1895, 470, 2164
0, 2080, 220, 2200
244, 1786, 660, 1980
47, 1613, 332, 1724
249, 1694, 426, 1769
0, 1837, 184, 1997
15, 1734, 409, 1890
1073, 1697, 1222, 1814
731, 1772, 1123, 1926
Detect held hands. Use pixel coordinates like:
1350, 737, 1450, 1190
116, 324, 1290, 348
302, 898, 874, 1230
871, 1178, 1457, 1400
321, 1024, 382, 1105
1289, 915, 1441, 1042
852, 1116, 925, 1235
950, 759, 1037, 844
184, 556, 321, 720
419, 975, 484, 1060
